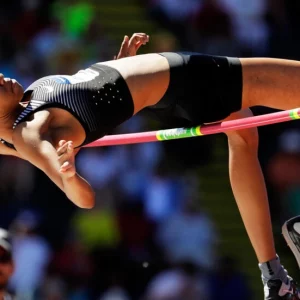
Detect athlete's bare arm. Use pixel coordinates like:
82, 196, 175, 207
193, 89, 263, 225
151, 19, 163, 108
0, 33, 152, 207
12, 114, 95, 209
5, 33, 151, 208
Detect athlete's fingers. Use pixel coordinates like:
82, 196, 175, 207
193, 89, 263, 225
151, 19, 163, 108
60, 161, 71, 170
116, 33, 149, 59
59, 160, 76, 179
135, 39, 148, 52
128, 33, 149, 56
128, 35, 142, 50
57, 140, 67, 154
67, 141, 74, 153
128, 33, 149, 47
58, 140, 67, 147
59, 161, 74, 173
130, 33, 149, 41
115, 33, 149, 59
58, 152, 72, 166
57, 141, 73, 156
58, 141, 74, 171
57, 142, 69, 156
116, 35, 129, 59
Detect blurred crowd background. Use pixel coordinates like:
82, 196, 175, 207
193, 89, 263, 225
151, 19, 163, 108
1, 0, 300, 299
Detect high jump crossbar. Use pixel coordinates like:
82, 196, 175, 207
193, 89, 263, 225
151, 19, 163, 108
83, 108, 300, 148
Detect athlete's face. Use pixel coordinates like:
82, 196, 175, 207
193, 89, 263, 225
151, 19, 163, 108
0, 73, 24, 106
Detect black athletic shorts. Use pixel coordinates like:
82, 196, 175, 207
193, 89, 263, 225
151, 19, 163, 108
143, 52, 243, 127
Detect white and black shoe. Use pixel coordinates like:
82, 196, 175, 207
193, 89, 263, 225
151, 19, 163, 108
283, 216, 300, 269
263, 276, 300, 299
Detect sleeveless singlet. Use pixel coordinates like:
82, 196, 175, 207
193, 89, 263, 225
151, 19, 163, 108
0, 64, 134, 150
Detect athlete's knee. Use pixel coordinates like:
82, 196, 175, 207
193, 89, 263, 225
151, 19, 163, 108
226, 127, 259, 150
225, 109, 259, 150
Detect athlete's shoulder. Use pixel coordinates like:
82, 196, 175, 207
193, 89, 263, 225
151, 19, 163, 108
24, 75, 71, 93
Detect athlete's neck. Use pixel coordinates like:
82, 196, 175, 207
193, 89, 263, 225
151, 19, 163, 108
0, 102, 27, 142
20, 91, 32, 104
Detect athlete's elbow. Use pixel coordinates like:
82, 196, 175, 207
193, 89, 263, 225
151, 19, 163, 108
66, 190, 95, 209
75, 193, 95, 209
78, 202, 95, 209
63, 175, 96, 209
79, 198, 95, 209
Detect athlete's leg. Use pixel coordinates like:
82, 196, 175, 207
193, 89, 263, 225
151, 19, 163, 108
155, 52, 300, 298
240, 58, 300, 110
225, 109, 276, 263
225, 109, 300, 299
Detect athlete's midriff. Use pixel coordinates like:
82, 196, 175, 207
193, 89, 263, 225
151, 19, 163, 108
3, 55, 170, 151
99, 53, 171, 113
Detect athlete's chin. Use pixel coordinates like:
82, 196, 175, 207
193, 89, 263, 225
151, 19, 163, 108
13, 82, 24, 99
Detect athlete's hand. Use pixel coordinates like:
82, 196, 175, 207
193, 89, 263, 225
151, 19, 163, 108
115, 33, 149, 59
57, 140, 76, 178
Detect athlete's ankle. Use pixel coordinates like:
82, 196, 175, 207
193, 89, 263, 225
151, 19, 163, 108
259, 255, 289, 284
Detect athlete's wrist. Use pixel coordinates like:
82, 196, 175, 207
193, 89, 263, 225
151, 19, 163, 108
62, 173, 95, 209
61, 171, 77, 181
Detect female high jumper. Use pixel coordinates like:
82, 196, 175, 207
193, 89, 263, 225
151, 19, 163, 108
1, 32, 300, 299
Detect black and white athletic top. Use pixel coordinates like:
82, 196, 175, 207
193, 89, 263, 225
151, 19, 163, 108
0, 64, 134, 149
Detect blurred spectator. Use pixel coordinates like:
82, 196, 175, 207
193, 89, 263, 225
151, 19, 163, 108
144, 261, 210, 300
270, 0, 300, 58
193, 0, 231, 39
156, 194, 218, 270
0, 228, 15, 300
267, 129, 300, 222
12, 49, 43, 89
11, 0, 48, 45
77, 148, 121, 191
208, 256, 253, 300
0, 157, 35, 230
99, 284, 130, 300
117, 201, 154, 262
9, 210, 51, 299
40, 275, 67, 300
117, 143, 164, 201
71, 195, 121, 251
143, 167, 185, 223
147, 0, 202, 49
192, 0, 240, 55
81, 19, 116, 64
49, 41, 83, 75
49, 235, 93, 298
219, 0, 271, 55
0, 157, 34, 204
52, 0, 95, 40
148, 32, 179, 53
29, 20, 63, 63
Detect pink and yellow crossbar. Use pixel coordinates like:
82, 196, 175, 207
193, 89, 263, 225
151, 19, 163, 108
83, 108, 300, 148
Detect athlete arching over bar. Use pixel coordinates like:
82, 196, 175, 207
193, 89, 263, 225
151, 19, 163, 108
1, 32, 300, 299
